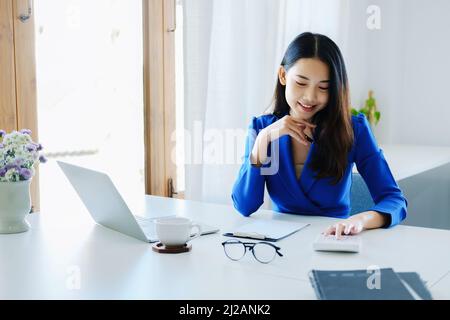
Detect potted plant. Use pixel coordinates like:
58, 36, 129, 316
351, 90, 381, 129
0, 129, 46, 234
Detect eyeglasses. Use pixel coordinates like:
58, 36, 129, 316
221, 239, 283, 264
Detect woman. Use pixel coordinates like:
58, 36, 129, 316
231, 32, 407, 238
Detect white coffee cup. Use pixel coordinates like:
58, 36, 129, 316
155, 217, 202, 247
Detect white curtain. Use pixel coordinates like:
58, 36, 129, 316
183, 0, 350, 206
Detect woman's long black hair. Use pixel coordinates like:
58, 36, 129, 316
268, 32, 354, 185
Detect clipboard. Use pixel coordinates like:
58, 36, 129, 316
223, 219, 310, 242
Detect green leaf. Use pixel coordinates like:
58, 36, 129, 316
366, 97, 375, 108
375, 111, 381, 124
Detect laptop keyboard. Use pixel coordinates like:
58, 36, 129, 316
134, 215, 158, 225
134, 216, 160, 240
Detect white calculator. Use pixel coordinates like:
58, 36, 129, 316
313, 234, 362, 253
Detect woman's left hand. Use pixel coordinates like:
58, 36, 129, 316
323, 216, 365, 239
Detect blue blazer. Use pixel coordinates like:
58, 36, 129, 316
231, 113, 407, 228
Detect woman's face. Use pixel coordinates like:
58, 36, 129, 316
278, 58, 330, 121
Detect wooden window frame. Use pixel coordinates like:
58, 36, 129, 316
1, 0, 180, 212
0, 0, 39, 211
143, 0, 180, 198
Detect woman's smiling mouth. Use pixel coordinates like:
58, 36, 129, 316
297, 101, 317, 113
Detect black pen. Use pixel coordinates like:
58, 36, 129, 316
223, 232, 267, 240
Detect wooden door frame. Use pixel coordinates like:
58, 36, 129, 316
0, 0, 39, 211
13, 0, 39, 212
143, 0, 179, 198
0, 0, 17, 134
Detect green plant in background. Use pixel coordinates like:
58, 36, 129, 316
351, 90, 381, 126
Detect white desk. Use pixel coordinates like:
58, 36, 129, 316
1, 195, 450, 300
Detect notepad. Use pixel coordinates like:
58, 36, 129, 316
309, 268, 433, 300
223, 219, 310, 242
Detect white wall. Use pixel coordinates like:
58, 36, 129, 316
395, 0, 450, 146
349, 0, 450, 146
340, 0, 370, 128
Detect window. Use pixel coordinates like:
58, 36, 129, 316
35, 0, 145, 212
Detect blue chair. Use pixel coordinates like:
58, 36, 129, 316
350, 173, 374, 215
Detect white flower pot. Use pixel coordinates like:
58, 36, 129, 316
0, 179, 32, 234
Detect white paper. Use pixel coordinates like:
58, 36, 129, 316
229, 219, 310, 241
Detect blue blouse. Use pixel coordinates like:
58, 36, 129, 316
231, 113, 408, 228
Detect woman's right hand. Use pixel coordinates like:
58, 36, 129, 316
264, 115, 316, 146
250, 115, 316, 166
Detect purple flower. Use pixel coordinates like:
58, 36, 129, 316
0, 143, 4, 149
26, 144, 37, 152
20, 129, 32, 135
14, 158, 24, 166
39, 155, 48, 163
19, 168, 32, 180
0, 167, 6, 177
36, 143, 43, 151
4, 163, 17, 171
0, 130, 5, 138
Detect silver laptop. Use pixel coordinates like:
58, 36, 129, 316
57, 161, 219, 243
